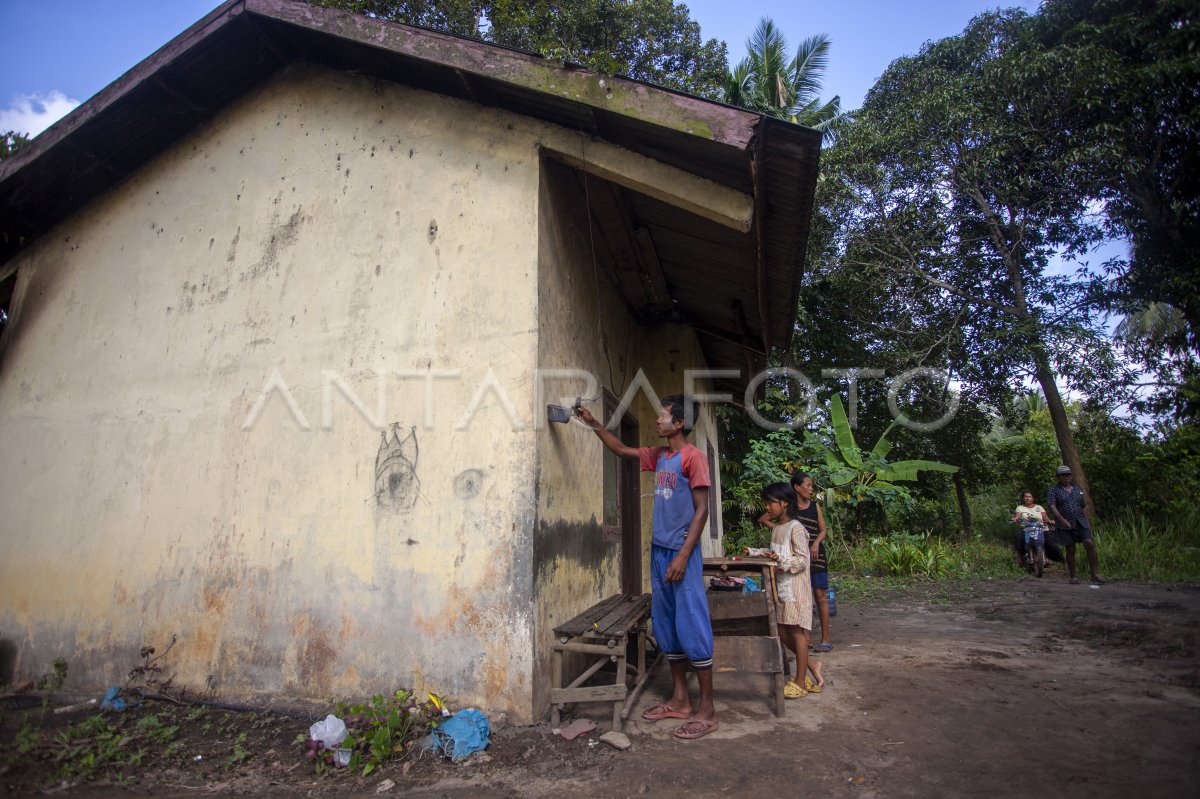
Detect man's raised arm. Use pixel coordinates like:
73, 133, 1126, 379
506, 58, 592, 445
575, 407, 640, 459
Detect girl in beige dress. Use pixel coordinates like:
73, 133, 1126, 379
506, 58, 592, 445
758, 482, 823, 698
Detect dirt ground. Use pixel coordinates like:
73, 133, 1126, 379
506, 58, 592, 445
4, 575, 1199, 798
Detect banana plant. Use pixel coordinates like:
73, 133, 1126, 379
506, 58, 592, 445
805, 394, 958, 502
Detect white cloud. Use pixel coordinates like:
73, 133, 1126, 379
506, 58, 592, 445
0, 90, 81, 137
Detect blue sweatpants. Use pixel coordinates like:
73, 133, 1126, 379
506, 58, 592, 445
650, 545, 714, 670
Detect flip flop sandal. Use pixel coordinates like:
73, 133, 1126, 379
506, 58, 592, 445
804, 675, 823, 694
813, 643, 833, 653
641, 703, 692, 721
673, 718, 719, 739
784, 680, 807, 699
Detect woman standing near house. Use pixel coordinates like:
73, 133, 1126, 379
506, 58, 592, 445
792, 472, 833, 653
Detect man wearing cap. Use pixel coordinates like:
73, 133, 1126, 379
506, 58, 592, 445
1047, 465, 1104, 584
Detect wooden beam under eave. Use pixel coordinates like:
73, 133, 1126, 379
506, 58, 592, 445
750, 122, 772, 355
545, 140, 753, 233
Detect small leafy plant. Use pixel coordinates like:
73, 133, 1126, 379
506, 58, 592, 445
228, 732, 251, 767
304, 689, 448, 776
867, 533, 953, 577
34, 658, 69, 716
17, 710, 183, 783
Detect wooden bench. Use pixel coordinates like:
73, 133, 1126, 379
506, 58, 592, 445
703, 557, 786, 716
550, 593, 656, 731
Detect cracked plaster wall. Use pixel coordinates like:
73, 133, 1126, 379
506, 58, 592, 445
0, 62, 595, 722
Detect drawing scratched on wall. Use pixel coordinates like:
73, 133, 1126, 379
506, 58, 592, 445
454, 468, 483, 499
374, 423, 420, 512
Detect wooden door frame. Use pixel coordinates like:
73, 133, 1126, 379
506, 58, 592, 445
604, 390, 642, 594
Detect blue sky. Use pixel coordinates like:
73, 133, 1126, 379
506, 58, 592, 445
1, 0, 1041, 136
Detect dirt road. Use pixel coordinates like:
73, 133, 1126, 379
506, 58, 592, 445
8, 578, 1199, 797
407, 578, 1200, 799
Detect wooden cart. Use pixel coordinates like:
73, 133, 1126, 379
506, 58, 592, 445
549, 593, 658, 731
703, 557, 786, 716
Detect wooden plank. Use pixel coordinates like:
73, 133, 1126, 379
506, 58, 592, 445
704, 557, 774, 568
565, 656, 612, 691
711, 617, 771, 637
707, 592, 769, 621
551, 646, 563, 726
764, 570, 781, 640
553, 642, 621, 657
712, 636, 784, 674
550, 684, 628, 703
622, 650, 662, 721
553, 594, 625, 637
593, 593, 652, 636
613, 648, 628, 730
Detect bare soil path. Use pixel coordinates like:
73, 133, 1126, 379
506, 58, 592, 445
6, 578, 1199, 798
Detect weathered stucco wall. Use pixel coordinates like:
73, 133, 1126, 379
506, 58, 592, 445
531, 159, 628, 716
531, 158, 724, 718
0, 62, 598, 722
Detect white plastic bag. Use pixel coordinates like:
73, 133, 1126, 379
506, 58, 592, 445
308, 714, 348, 751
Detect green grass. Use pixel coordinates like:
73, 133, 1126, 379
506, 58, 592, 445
1090, 511, 1200, 582
12, 710, 182, 784
832, 533, 1015, 580
831, 535, 1019, 606
829, 509, 1200, 606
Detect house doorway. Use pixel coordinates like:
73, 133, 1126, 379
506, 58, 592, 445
603, 390, 642, 594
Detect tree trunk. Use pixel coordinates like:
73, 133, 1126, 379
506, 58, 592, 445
953, 472, 973, 536
1033, 352, 1096, 520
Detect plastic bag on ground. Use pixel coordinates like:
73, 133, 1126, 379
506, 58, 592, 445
100, 686, 143, 712
309, 714, 348, 750
431, 708, 490, 762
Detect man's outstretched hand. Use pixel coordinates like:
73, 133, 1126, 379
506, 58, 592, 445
576, 406, 599, 428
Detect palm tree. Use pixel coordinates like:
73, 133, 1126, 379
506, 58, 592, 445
723, 17, 843, 134
1116, 301, 1191, 349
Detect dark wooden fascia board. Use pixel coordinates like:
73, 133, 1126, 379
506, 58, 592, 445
244, 0, 758, 151
0, 0, 245, 184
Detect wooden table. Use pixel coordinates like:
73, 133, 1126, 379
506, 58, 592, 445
550, 593, 657, 731
703, 557, 786, 716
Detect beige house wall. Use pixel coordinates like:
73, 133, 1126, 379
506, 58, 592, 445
0, 63, 562, 722
0, 61, 728, 724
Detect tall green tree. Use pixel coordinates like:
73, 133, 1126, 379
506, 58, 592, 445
309, 0, 485, 33
309, 0, 728, 99
1016, 0, 1200, 420
722, 17, 841, 131
820, 9, 1129, 515
487, 0, 727, 98
1023, 0, 1199, 348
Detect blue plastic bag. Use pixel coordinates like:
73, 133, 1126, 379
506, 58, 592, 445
431, 708, 490, 761
100, 686, 143, 712
742, 577, 762, 594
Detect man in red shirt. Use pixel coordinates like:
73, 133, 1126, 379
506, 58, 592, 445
576, 394, 718, 739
